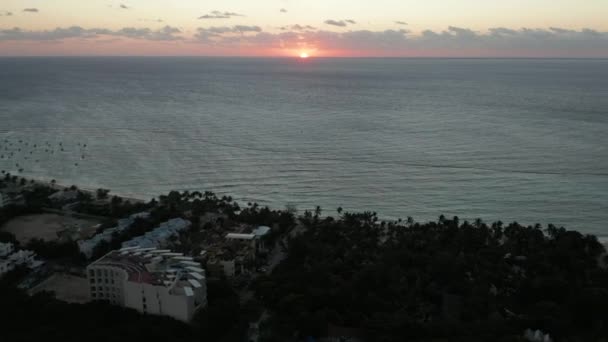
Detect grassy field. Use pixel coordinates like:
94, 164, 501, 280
29, 273, 90, 304
1, 213, 100, 243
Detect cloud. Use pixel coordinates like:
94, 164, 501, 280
325, 19, 356, 27
139, 18, 164, 23
120, 4, 130, 10
324, 20, 347, 27
198, 11, 243, 19
23, 8, 38, 13
0, 25, 182, 41
280, 24, 316, 31
280, 8, 287, 13
395, 21, 407, 25
115, 26, 182, 40
2, 25, 608, 57
234, 25, 262, 33
187, 26, 608, 57
195, 25, 262, 43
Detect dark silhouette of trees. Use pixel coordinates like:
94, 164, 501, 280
254, 213, 608, 341
96, 188, 110, 199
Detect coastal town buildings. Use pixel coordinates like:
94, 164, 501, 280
206, 247, 239, 278
0, 242, 40, 276
87, 246, 207, 322
0, 241, 14, 257
252, 226, 271, 251
203, 226, 271, 278
78, 212, 150, 259
0, 191, 22, 208
121, 218, 191, 249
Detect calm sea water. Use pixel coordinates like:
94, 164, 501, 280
0, 57, 607, 235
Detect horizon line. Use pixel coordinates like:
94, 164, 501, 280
1, 55, 608, 60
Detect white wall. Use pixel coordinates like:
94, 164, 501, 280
124, 281, 195, 322
0, 242, 14, 257
221, 259, 236, 277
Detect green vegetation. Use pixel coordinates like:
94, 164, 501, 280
0, 275, 249, 342
0, 280, 195, 342
3, 177, 608, 341
254, 212, 608, 341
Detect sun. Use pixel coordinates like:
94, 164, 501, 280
299, 52, 309, 59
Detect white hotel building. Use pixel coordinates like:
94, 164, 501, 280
0, 242, 39, 277
87, 246, 207, 322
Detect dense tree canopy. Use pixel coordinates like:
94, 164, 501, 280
0, 276, 248, 342
254, 212, 608, 341
3, 178, 607, 341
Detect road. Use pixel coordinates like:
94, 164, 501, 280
245, 222, 306, 342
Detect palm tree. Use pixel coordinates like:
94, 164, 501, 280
314, 206, 322, 219
406, 216, 414, 227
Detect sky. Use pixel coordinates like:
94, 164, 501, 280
0, 0, 607, 57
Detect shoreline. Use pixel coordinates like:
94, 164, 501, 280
5, 173, 608, 243
8, 174, 148, 204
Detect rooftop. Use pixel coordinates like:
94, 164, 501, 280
253, 226, 271, 237
122, 218, 191, 249
90, 247, 205, 289
225, 233, 255, 240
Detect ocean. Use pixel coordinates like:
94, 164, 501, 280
0, 57, 607, 235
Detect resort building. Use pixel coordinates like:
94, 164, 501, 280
78, 212, 150, 259
206, 253, 237, 278
121, 218, 191, 249
0, 244, 40, 277
0, 191, 21, 208
87, 246, 207, 322
0, 241, 15, 257
203, 226, 271, 278
252, 226, 271, 251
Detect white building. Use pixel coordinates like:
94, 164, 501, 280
0, 192, 14, 208
0, 241, 14, 257
207, 257, 237, 278
0, 247, 39, 276
225, 233, 256, 243
121, 218, 191, 249
252, 226, 271, 251
225, 226, 271, 253
87, 246, 207, 322
78, 212, 150, 259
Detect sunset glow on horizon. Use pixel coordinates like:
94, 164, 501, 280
1, 0, 607, 57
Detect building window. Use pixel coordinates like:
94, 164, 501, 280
90, 286, 96, 292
